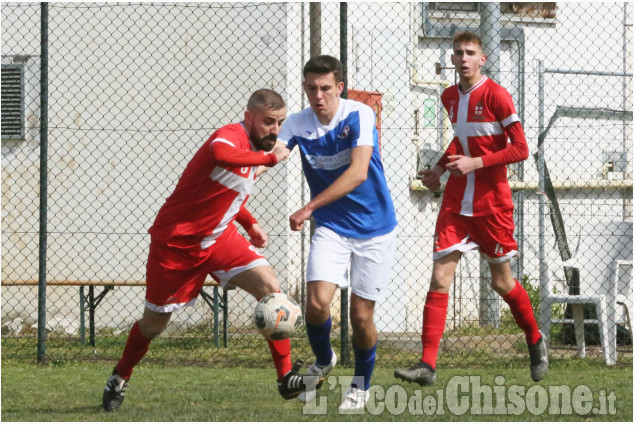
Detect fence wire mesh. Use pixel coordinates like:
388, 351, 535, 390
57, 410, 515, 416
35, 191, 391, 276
1, 2, 632, 368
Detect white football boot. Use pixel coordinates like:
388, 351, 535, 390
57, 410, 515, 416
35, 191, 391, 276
298, 350, 337, 402
338, 386, 370, 413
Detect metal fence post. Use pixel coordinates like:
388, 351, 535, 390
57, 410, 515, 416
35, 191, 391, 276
478, 2, 501, 328
339, 1, 351, 367
36, 1, 49, 364
79, 286, 86, 344
537, 60, 548, 308
309, 2, 321, 57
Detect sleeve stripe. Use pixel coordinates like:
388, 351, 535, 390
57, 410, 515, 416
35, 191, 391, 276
211, 138, 235, 147
501, 114, 520, 128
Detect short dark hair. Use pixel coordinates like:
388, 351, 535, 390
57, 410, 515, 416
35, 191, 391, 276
247, 89, 285, 112
453, 31, 482, 49
303, 55, 343, 83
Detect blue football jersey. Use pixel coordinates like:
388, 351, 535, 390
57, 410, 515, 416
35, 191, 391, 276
279, 98, 397, 238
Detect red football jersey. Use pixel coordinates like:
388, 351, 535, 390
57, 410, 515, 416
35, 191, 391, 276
437, 76, 528, 216
149, 122, 277, 248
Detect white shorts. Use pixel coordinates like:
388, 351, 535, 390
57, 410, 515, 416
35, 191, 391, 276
306, 226, 396, 301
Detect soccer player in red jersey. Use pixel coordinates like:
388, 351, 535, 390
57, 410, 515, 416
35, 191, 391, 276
394, 31, 548, 385
102, 89, 318, 411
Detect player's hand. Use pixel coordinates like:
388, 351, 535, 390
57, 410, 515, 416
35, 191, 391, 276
272, 142, 290, 164
247, 223, 269, 248
289, 206, 313, 231
445, 155, 483, 176
417, 166, 443, 192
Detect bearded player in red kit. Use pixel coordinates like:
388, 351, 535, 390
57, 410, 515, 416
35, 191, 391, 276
395, 31, 548, 385
102, 89, 319, 411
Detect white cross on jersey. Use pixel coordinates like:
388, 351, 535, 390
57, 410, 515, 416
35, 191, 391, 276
451, 77, 505, 216
200, 142, 257, 249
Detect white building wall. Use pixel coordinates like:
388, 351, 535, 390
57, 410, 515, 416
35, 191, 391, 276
2, 3, 631, 333
1, 3, 297, 328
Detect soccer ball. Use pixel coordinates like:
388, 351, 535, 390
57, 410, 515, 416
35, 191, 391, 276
253, 293, 302, 340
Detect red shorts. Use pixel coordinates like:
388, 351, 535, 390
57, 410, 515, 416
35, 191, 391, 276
433, 208, 518, 264
145, 225, 268, 313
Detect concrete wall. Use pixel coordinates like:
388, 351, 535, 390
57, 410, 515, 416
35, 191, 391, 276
2, 2, 632, 333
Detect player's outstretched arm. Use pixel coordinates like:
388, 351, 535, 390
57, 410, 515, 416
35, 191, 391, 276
256, 142, 290, 177
289, 145, 372, 231
210, 141, 279, 168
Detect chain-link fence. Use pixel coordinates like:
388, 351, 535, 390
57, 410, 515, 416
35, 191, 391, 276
2, 2, 632, 368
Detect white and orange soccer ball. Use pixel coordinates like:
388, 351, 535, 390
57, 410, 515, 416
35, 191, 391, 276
253, 293, 302, 340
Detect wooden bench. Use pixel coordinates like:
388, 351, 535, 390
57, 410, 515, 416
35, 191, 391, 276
0, 280, 233, 348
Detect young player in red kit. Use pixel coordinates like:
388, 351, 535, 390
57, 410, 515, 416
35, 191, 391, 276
394, 31, 548, 385
102, 90, 319, 411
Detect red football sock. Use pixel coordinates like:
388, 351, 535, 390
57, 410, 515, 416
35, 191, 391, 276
267, 338, 292, 380
502, 280, 541, 345
115, 321, 152, 379
420, 291, 449, 369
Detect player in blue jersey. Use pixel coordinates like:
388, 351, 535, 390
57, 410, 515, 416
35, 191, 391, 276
278, 55, 398, 412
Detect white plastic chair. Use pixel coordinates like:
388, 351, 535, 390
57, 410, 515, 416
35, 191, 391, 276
539, 219, 633, 365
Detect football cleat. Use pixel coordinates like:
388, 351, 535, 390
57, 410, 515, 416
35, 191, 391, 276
298, 350, 337, 402
529, 331, 549, 382
102, 369, 129, 412
338, 386, 370, 413
277, 359, 324, 400
394, 360, 436, 386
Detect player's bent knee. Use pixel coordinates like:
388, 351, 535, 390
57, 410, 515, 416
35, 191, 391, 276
230, 265, 280, 299
306, 293, 331, 313
261, 279, 280, 295
429, 278, 452, 293
138, 316, 170, 339
490, 278, 514, 295
305, 299, 330, 323
430, 271, 454, 292
306, 298, 329, 315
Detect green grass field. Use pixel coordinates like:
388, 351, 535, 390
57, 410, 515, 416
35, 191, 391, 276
1, 358, 632, 421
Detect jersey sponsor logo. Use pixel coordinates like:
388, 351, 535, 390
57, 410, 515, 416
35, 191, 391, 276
449, 105, 454, 121
337, 125, 351, 139
305, 148, 352, 171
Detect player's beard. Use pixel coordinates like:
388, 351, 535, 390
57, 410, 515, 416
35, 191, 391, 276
252, 134, 277, 152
